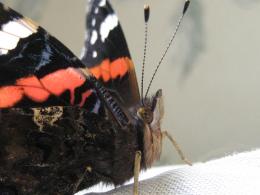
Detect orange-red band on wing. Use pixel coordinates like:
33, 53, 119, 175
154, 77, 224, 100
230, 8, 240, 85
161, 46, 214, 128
89, 57, 133, 82
79, 90, 92, 107
0, 67, 91, 108
0, 86, 23, 108
41, 68, 86, 105
17, 76, 51, 102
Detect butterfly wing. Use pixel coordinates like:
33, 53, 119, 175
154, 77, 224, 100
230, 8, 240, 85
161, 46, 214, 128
0, 3, 101, 112
81, 0, 140, 108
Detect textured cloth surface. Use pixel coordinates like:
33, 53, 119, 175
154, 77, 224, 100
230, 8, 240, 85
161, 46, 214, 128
78, 149, 260, 195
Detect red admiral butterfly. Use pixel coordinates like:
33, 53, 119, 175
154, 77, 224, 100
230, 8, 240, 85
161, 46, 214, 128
0, 0, 190, 194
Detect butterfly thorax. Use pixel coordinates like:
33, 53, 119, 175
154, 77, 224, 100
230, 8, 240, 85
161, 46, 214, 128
98, 84, 164, 170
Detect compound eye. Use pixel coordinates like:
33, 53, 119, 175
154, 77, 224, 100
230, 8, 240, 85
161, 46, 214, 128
137, 107, 153, 124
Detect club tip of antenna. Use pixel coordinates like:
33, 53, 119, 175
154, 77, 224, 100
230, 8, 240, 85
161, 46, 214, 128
144, 4, 150, 23
183, 0, 190, 15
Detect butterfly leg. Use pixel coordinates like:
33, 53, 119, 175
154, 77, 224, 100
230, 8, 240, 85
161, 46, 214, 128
73, 166, 92, 194
162, 131, 192, 166
133, 150, 142, 195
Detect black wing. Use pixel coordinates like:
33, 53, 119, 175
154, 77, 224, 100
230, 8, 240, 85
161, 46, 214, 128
81, 0, 140, 108
0, 2, 100, 113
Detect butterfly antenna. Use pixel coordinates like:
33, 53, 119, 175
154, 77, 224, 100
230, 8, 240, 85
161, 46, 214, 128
144, 0, 190, 98
141, 5, 150, 102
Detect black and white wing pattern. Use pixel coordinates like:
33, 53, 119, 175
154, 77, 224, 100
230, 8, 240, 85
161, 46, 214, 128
81, 0, 140, 108
0, 2, 101, 111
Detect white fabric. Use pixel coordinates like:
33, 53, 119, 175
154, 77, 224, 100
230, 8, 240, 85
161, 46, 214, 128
78, 149, 260, 195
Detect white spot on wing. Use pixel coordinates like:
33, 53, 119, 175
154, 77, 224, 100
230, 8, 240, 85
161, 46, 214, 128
80, 32, 88, 59
91, 19, 96, 27
0, 49, 8, 55
92, 51, 97, 58
0, 18, 37, 55
2, 19, 34, 38
0, 31, 20, 50
100, 14, 118, 42
99, 0, 106, 7
94, 8, 99, 14
90, 30, 98, 45
80, 46, 86, 59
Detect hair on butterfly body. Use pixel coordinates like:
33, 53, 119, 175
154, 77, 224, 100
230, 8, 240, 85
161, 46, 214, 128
0, 0, 190, 194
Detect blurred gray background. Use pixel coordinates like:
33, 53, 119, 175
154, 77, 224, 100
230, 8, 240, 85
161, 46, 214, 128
1, 0, 260, 165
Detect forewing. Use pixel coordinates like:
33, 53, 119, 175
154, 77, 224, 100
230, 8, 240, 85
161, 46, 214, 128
81, 0, 140, 107
0, 2, 100, 112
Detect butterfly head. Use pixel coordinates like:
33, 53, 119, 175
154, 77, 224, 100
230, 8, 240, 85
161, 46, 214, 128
137, 89, 164, 167
136, 2, 190, 168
